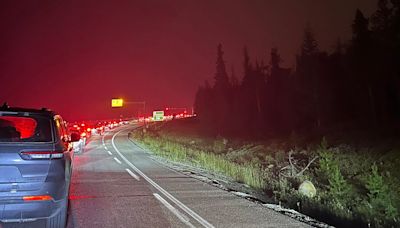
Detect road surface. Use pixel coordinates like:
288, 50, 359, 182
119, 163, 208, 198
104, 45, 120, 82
66, 125, 310, 228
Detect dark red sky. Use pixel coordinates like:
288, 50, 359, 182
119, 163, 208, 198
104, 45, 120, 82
0, 0, 376, 121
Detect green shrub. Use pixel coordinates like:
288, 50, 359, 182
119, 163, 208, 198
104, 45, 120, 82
317, 148, 351, 211
363, 164, 398, 226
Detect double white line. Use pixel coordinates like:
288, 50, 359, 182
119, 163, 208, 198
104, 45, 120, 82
110, 128, 214, 228
103, 133, 138, 181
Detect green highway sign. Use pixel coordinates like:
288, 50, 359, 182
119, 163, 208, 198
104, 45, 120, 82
153, 111, 164, 121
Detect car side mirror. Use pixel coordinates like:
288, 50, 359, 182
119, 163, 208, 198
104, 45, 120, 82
70, 132, 81, 142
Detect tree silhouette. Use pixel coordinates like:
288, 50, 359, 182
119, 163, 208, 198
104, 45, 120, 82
295, 25, 323, 129
214, 44, 230, 91
240, 47, 266, 136
350, 9, 379, 123
371, 0, 392, 33
193, 0, 400, 139
194, 80, 214, 133
212, 44, 232, 134
266, 48, 292, 134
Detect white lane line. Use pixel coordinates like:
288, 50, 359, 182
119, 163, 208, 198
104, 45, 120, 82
111, 129, 214, 228
102, 133, 113, 156
113, 157, 122, 164
153, 193, 195, 228
125, 168, 140, 181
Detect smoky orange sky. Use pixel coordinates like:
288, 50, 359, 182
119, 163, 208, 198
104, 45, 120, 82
0, 0, 376, 121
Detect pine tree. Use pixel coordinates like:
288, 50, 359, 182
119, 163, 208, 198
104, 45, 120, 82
194, 80, 215, 134
352, 9, 371, 54
371, 0, 393, 34
267, 48, 293, 134
214, 44, 230, 91
295, 25, 322, 129
212, 44, 231, 135
239, 47, 267, 135
350, 9, 378, 123
301, 25, 319, 57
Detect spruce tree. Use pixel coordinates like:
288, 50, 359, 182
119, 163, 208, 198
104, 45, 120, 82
212, 44, 231, 135
214, 44, 230, 91
295, 25, 322, 129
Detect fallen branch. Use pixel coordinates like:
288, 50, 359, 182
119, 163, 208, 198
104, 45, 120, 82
279, 151, 319, 178
295, 156, 319, 177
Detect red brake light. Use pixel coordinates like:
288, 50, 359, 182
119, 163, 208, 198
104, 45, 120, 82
20, 151, 63, 160
87, 128, 91, 132
23, 195, 53, 201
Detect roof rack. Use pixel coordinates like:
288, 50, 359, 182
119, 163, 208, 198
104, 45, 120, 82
0, 105, 53, 114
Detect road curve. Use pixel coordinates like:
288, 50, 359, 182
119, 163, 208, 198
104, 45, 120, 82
67, 125, 310, 228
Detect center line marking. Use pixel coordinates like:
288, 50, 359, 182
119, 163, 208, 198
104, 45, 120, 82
125, 168, 140, 181
107, 150, 113, 155
112, 128, 214, 228
154, 193, 195, 228
104, 146, 108, 150
113, 157, 122, 164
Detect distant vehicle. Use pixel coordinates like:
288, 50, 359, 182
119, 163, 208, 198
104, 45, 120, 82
69, 129, 85, 153
69, 123, 91, 145
78, 123, 92, 139
0, 105, 79, 227
94, 122, 105, 135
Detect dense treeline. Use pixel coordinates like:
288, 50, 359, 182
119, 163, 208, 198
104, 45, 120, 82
194, 0, 400, 138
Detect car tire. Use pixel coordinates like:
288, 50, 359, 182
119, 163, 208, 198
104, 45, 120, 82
46, 197, 68, 228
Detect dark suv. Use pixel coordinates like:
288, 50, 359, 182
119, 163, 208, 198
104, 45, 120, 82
0, 105, 78, 227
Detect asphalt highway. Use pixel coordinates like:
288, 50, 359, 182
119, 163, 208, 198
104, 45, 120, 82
66, 125, 310, 228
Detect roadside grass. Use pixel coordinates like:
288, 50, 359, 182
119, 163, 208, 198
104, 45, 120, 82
131, 121, 400, 227
136, 130, 265, 189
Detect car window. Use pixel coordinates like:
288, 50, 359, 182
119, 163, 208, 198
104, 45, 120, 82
55, 116, 70, 141
55, 117, 65, 140
0, 115, 52, 143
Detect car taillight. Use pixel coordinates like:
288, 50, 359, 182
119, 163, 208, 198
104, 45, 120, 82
81, 132, 86, 137
23, 195, 53, 201
20, 151, 64, 160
